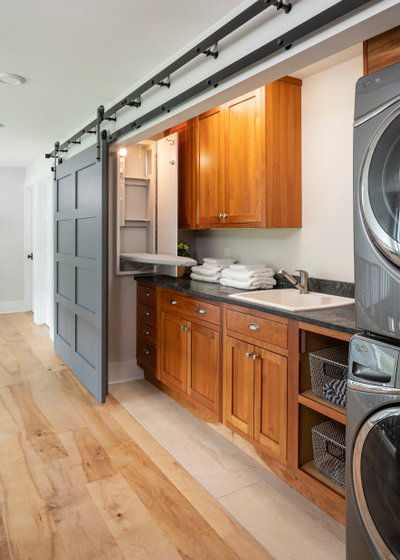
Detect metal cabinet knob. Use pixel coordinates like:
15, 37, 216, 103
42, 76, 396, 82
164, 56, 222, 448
144, 311, 150, 317
252, 354, 259, 360
245, 352, 252, 358
143, 348, 150, 356
143, 328, 149, 335
170, 299, 177, 305
180, 325, 190, 332
248, 322, 260, 331
144, 291, 150, 297
197, 307, 206, 314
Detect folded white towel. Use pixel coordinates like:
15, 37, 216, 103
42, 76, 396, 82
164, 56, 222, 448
190, 273, 221, 283
203, 258, 236, 266
191, 265, 223, 276
229, 264, 267, 271
221, 268, 275, 281
220, 277, 277, 290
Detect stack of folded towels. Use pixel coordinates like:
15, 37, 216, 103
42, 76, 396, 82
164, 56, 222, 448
190, 258, 236, 283
220, 264, 277, 290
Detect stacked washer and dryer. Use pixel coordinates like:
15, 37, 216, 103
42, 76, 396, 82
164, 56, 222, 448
347, 61, 400, 559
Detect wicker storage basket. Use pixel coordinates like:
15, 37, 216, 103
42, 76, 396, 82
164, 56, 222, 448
309, 345, 349, 408
311, 419, 346, 488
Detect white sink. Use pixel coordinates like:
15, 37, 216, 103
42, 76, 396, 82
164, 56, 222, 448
228, 289, 355, 312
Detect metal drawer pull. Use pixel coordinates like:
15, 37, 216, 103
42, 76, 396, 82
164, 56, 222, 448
170, 299, 177, 305
143, 348, 150, 355
143, 329, 149, 335
218, 212, 228, 218
144, 291, 150, 297
248, 322, 260, 331
245, 352, 252, 358
197, 307, 206, 314
144, 311, 150, 317
252, 354, 260, 360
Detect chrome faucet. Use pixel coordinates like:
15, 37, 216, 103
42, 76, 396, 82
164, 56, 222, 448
279, 269, 309, 294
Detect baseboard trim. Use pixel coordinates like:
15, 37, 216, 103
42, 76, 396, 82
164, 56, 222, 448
108, 359, 144, 384
0, 300, 30, 314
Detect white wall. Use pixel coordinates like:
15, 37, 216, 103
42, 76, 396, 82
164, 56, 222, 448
189, 52, 363, 283
0, 167, 27, 312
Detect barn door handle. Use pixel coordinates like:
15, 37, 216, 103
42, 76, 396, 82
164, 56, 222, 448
27, 253, 33, 260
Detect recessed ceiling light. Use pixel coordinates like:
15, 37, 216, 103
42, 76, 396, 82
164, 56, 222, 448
0, 73, 25, 86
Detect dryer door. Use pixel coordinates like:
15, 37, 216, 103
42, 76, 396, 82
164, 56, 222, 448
353, 407, 400, 560
361, 107, 400, 267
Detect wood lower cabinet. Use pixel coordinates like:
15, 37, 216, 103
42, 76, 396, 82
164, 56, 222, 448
224, 334, 288, 463
136, 281, 158, 378
158, 289, 221, 416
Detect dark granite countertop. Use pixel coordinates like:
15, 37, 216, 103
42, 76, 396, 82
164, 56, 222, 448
137, 274, 360, 335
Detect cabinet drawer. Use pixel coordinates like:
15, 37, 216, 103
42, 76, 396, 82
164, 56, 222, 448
137, 303, 157, 326
137, 321, 157, 346
161, 290, 221, 326
137, 339, 156, 373
226, 308, 287, 348
137, 284, 156, 307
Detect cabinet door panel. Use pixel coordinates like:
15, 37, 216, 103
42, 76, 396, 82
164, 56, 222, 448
224, 90, 264, 226
176, 119, 197, 229
254, 347, 287, 461
197, 108, 224, 227
188, 324, 220, 414
160, 312, 188, 392
224, 336, 254, 436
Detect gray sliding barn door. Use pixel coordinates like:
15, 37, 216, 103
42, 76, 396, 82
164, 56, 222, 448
54, 143, 107, 402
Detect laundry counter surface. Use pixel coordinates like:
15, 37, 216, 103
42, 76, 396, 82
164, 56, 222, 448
137, 274, 359, 335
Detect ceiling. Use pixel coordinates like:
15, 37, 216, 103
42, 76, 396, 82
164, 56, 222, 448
0, 0, 246, 168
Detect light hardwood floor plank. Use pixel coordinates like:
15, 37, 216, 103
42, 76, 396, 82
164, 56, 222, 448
8, 382, 68, 462
88, 474, 183, 560
0, 313, 272, 559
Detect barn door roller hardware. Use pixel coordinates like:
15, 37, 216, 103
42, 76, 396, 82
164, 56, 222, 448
45, 0, 291, 158
108, 0, 374, 143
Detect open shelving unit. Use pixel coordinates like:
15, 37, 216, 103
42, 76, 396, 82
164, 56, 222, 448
289, 321, 351, 523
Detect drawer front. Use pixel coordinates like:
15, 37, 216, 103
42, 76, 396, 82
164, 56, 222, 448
226, 308, 287, 348
161, 290, 221, 325
137, 321, 157, 346
137, 339, 156, 372
137, 283, 157, 307
137, 303, 157, 326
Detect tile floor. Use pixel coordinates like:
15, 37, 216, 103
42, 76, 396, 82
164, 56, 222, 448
111, 379, 345, 560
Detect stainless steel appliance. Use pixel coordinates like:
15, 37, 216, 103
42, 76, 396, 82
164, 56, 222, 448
348, 61, 400, 560
347, 335, 400, 560
354, 61, 400, 340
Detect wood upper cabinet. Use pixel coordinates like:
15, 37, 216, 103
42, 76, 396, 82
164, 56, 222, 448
223, 89, 265, 226
197, 107, 225, 228
176, 77, 301, 229
364, 26, 400, 75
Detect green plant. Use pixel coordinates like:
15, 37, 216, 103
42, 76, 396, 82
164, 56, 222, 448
177, 241, 190, 257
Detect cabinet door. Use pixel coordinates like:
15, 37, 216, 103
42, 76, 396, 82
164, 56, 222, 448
223, 89, 264, 226
223, 336, 254, 437
175, 119, 197, 229
188, 323, 220, 414
254, 346, 287, 462
160, 312, 189, 392
197, 108, 225, 227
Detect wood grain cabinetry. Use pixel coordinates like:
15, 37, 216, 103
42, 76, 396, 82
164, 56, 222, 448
136, 282, 158, 378
177, 77, 301, 229
364, 26, 400, 75
158, 288, 221, 416
288, 321, 351, 524
224, 305, 288, 463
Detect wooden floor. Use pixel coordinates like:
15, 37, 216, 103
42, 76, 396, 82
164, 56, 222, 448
0, 312, 272, 560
